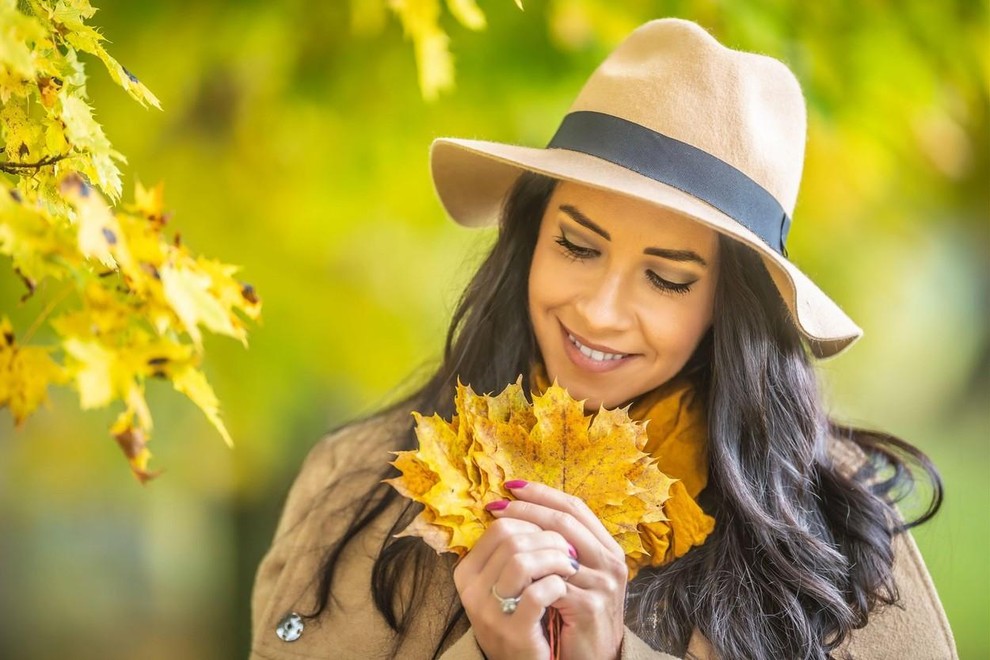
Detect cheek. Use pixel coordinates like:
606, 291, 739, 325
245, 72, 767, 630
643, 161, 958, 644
528, 248, 567, 314
642, 290, 715, 355
679, 286, 717, 348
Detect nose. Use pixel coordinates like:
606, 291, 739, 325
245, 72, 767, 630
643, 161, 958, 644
574, 270, 633, 334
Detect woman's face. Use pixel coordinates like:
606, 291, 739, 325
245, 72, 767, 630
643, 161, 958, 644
528, 181, 719, 410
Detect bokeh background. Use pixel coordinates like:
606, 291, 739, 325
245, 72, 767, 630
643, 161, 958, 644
1, 1, 987, 658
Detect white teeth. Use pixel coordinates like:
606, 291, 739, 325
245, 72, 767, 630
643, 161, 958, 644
568, 333, 627, 362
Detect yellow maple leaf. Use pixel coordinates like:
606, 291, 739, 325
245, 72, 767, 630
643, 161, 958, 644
61, 335, 118, 409
0, 317, 67, 425
0, 180, 79, 285
129, 180, 167, 224
387, 379, 706, 575
60, 172, 132, 270
160, 263, 241, 348
171, 364, 232, 448
58, 94, 124, 199
0, 3, 44, 84
35, 0, 161, 109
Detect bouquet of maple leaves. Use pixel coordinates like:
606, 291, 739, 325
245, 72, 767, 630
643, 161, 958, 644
387, 377, 711, 652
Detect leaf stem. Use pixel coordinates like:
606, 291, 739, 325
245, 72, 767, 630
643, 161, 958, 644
22, 283, 75, 344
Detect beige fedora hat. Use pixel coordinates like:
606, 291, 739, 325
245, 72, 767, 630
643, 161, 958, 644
430, 18, 862, 358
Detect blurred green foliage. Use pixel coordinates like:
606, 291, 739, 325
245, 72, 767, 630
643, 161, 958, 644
0, 1, 986, 658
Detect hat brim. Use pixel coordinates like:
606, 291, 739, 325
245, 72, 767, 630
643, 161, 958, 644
430, 137, 862, 359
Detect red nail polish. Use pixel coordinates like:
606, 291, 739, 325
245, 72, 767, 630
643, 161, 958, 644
485, 500, 510, 512
567, 544, 577, 559
504, 480, 528, 489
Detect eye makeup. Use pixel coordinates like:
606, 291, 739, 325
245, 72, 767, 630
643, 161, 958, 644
554, 230, 598, 260
554, 227, 697, 295
646, 269, 694, 295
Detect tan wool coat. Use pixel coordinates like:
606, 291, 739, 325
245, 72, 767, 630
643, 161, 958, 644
250, 410, 958, 659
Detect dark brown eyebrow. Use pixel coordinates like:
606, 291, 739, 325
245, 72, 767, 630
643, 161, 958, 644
560, 204, 709, 268
560, 205, 610, 240
644, 247, 708, 267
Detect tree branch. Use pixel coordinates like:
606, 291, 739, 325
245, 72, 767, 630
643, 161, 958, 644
0, 154, 70, 174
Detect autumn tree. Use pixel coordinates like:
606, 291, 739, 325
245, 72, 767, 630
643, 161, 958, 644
0, 0, 260, 481
0, 0, 521, 481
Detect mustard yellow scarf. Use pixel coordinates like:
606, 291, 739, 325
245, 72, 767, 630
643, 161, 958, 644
531, 364, 715, 570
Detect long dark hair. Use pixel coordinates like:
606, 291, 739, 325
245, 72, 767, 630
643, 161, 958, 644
301, 172, 942, 659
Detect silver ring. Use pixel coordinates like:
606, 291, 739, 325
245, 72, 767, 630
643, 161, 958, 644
490, 584, 522, 614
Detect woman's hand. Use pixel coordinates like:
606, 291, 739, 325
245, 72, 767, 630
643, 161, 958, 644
494, 482, 628, 660
453, 512, 577, 659
453, 482, 627, 660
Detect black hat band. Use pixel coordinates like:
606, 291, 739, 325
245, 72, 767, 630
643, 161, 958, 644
548, 111, 792, 256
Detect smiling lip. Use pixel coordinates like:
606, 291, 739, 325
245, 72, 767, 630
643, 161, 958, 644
559, 322, 635, 373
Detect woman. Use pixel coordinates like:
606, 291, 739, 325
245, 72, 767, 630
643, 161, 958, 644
251, 19, 955, 659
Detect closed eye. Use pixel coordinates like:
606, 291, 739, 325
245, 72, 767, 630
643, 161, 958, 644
646, 270, 693, 295
554, 232, 598, 261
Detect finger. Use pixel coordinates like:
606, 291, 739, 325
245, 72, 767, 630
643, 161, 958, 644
455, 517, 542, 587
513, 574, 569, 621
473, 529, 571, 597
490, 547, 580, 601
489, 499, 616, 569
552, 557, 621, 595
506, 482, 624, 555
497, 527, 572, 554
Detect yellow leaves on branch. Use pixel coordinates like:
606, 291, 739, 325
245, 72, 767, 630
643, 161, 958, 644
383, 0, 522, 101
1, 176, 259, 482
0, 1, 157, 203
0, 1, 258, 482
33, 0, 161, 110
387, 380, 706, 576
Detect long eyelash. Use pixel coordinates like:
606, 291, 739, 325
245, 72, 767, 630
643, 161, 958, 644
554, 233, 597, 261
555, 232, 692, 295
646, 270, 693, 295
